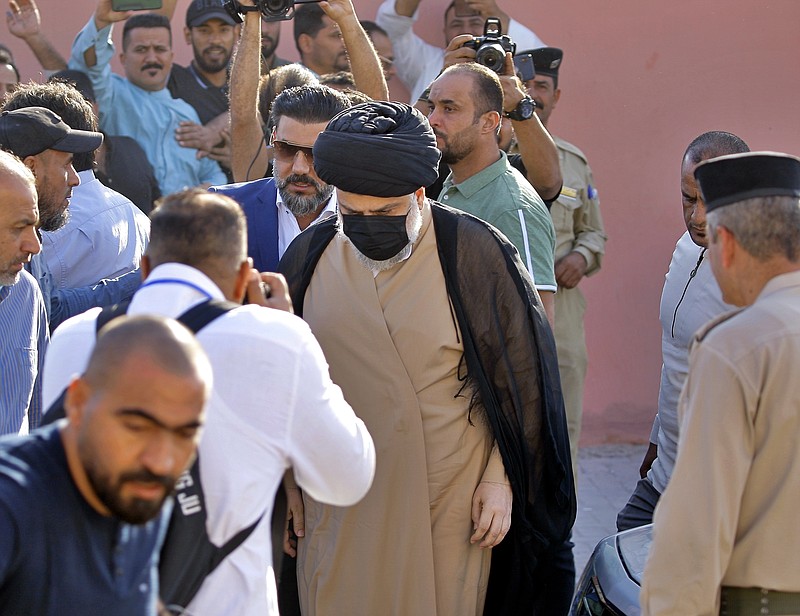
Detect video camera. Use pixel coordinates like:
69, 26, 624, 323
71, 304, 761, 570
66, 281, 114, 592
224, 0, 319, 23
462, 18, 516, 74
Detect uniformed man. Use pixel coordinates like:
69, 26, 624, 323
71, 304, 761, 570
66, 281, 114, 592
518, 47, 607, 473
641, 152, 800, 615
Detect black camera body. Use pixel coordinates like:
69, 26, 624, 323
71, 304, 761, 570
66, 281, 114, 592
224, 0, 296, 23
463, 18, 516, 74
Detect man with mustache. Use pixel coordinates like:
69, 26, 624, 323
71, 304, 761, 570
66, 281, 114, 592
212, 84, 352, 272
278, 100, 574, 615
0, 313, 212, 615
0, 150, 47, 436
69, 0, 227, 196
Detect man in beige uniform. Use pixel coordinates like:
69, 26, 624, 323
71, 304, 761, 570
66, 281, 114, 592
641, 152, 800, 616
279, 101, 574, 615
522, 47, 607, 470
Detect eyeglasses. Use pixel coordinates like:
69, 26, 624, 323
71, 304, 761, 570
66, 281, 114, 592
270, 138, 314, 163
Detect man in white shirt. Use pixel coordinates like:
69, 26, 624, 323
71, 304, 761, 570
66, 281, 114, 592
376, 0, 544, 102
42, 188, 376, 616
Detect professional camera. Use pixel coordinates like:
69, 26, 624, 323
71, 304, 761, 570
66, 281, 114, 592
224, 0, 318, 23
462, 18, 516, 73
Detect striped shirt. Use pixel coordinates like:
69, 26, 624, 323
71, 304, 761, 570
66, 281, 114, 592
0, 270, 48, 434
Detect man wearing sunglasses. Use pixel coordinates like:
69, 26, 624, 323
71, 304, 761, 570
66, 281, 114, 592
211, 85, 351, 272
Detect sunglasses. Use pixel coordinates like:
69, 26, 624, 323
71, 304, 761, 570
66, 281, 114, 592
270, 138, 315, 163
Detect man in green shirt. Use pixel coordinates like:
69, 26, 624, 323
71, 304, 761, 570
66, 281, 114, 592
427, 61, 556, 324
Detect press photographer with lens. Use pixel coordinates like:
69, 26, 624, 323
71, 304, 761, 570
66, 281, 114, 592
422, 18, 562, 225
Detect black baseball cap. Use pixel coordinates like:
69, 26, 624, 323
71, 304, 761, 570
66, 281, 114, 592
517, 47, 563, 79
0, 107, 103, 158
186, 0, 237, 27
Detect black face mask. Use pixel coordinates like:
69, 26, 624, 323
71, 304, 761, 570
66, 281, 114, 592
342, 213, 410, 261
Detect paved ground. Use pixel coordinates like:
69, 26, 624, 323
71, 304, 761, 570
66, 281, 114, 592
572, 443, 648, 577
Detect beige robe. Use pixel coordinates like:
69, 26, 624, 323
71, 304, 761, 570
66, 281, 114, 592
297, 208, 506, 615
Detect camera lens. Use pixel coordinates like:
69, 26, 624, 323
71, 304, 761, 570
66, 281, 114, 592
476, 43, 505, 73
262, 0, 291, 16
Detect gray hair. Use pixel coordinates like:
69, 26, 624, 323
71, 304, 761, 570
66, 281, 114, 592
708, 195, 800, 262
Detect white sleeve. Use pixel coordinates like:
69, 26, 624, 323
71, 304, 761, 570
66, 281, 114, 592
286, 329, 376, 507
41, 309, 101, 411
507, 18, 545, 51
376, 0, 445, 100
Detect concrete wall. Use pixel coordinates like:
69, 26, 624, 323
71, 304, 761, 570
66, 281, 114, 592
10, 0, 800, 444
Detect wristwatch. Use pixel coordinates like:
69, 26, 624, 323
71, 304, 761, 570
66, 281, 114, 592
504, 96, 536, 121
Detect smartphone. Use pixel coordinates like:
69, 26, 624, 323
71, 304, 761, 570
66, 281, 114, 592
513, 53, 535, 83
111, 0, 163, 11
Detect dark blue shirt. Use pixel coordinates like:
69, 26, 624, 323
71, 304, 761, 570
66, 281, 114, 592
0, 424, 169, 615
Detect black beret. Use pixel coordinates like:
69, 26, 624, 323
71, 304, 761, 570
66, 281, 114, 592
516, 47, 563, 78
694, 151, 800, 212
313, 101, 441, 197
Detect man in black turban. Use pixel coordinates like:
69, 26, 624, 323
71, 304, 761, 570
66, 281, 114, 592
279, 100, 575, 615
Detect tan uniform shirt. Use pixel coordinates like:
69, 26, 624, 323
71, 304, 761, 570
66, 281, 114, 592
641, 271, 800, 615
550, 136, 606, 467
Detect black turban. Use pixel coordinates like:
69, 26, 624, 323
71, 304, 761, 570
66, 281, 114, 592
313, 101, 441, 197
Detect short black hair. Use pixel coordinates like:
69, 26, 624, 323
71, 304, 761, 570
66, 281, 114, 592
293, 4, 327, 55
440, 63, 503, 119
270, 84, 351, 130
360, 20, 388, 39
684, 131, 750, 166
123, 13, 172, 51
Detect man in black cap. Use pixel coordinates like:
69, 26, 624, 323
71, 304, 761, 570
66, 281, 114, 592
509, 46, 608, 480
0, 106, 140, 331
170, 0, 240, 179
279, 100, 574, 615
641, 152, 800, 615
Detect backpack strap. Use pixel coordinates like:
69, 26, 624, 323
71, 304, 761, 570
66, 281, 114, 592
40, 299, 238, 425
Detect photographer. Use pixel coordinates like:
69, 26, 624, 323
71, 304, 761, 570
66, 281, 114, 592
427, 60, 559, 326
376, 0, 543, 102
436, 33, 562, 202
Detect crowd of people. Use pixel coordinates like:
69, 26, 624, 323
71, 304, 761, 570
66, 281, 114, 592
0, 0, 798, 615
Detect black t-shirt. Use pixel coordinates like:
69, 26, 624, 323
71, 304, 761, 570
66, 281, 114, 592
168, 64, 229, 125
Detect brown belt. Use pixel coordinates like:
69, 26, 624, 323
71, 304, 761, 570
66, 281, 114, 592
720, 586, 800, 616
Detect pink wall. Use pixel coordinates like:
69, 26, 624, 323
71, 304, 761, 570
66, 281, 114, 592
10, 1, 800, 444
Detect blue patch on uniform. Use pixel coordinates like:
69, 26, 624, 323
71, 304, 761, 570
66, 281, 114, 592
588, 184, 598, 200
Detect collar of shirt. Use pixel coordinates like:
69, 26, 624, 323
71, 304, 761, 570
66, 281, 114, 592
442, 151, 509, 199
130, 263, 226, 319
275, 190, 337, 257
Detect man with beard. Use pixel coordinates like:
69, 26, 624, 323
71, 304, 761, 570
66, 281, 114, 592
69, 0, 227, 196
260, 15, 291, 73
212, 84, 351, 271
293, 3, 349, 76
0, 106, 143, 332
170, 0, 240, 180
0, 314, 212, 615
0, 150, 47, 435
227, 0, 386, 183
427, 62, 557, 324
278, 101, 574, 615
